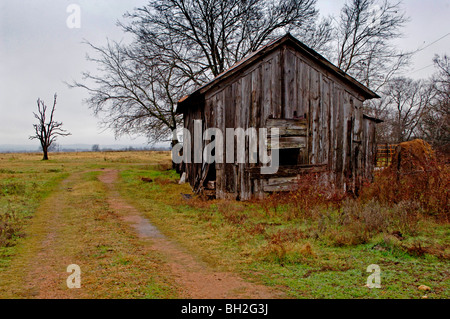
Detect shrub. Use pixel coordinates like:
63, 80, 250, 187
267, 227, 305, 242
327, 222, 369, 246
314, 199, 422, 246
257, 172, 348, 220
360, 139, 449, 218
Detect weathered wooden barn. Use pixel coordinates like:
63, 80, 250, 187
176, 33, 381, 200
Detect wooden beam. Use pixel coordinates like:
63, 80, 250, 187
246, 164, 327, 178
263, 177, 298, 192
266, 118, 307, 130
269, 127, 307, 137
267, 136, 307, 149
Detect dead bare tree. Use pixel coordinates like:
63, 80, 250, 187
333, 0, 410, 92
121, 0, 320, 82
71, 0, 324, 146
69, 41, 185, 147
331, 0, 415, 143
29, 94, 71, 160
382, 77, 433, 144
419, 54, 450, 151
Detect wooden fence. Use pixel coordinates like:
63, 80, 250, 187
376, 144, 398, 167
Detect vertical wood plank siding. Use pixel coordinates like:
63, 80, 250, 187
183, 44, 378, 199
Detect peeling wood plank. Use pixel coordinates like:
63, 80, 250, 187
267, 136, 307, 149
252, 66, 263, 198
225, 85, 236, 193
266, 118, 307, 129
328, 81, 334, 171
263, 177, 299, 192
284, 48, 297, 118
269, 128, 307, 137
322, 76, 330, 166
299, 59, 310, 117
241, 73, 252, 200
272, 53, 282, 118
262, 59, 272, 127
247, 164, 327, 178
215, 92, 225, 198
310, 68, 320, 164
335, 86, 344, 189
233, 79, 244, 199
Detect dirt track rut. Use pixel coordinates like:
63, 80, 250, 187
99, 169, 283, 299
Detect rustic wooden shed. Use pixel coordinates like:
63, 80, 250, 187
176, 33, 381, 200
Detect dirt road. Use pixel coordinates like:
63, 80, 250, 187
99, 169, 283, 299
0, 169, 283, 299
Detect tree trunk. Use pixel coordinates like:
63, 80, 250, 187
42, 146, 49, 161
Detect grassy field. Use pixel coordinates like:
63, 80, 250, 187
0, 151, 448, 299
0, 151, 179, 298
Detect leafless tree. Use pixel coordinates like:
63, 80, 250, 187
419, 54, 450, 151
73, 0, 412, 149
71, 0, 324, 146
29, 94, 71, 160
70, 41, 185, 147
332, 0, 416, 144
381, 77, 433, 144
333, 0, 410, 92
121, 0, 320, 81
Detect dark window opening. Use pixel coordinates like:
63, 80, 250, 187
278, 148, 301, 166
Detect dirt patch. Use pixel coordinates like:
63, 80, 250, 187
99, 169, 284, 299
15, 173, 85, 299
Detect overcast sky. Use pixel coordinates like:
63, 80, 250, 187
1, 0, 449, 148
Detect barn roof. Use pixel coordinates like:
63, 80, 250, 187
176, 33, 380, 113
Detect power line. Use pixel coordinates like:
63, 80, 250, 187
408, 63, 434, 75
406, 32, 450, 75
412, 32, 450, 56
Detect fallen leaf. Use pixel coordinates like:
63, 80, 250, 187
418, 285, 431, 291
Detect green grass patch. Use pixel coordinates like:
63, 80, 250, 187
1, 152, 447, 299
0, 166, 180, 299
117, 164, 450, 299
0, 160, 69, 268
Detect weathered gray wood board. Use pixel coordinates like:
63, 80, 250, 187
177, 34, 379, 200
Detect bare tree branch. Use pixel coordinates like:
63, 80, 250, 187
120, 0, 319, 79
70, 0, 324, 146
333, 0, 411, 92
29, 93, 71, 160
418, 54, 450, 150
377, 77, 433, 143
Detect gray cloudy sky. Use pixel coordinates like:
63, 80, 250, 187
1, 0, 449, 148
